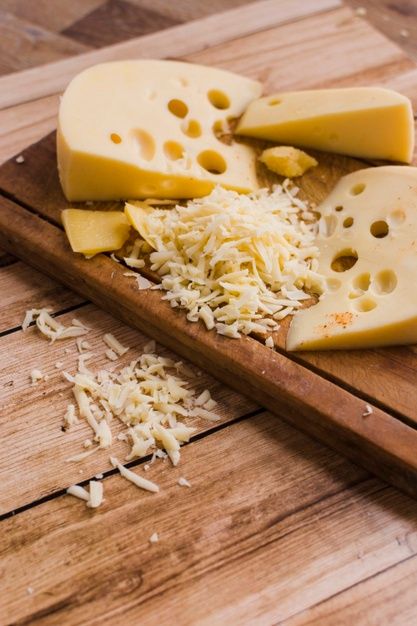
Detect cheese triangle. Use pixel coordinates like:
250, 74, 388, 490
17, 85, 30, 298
286, 166, 417, 351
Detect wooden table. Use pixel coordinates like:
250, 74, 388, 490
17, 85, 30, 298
1, 2, 417, 624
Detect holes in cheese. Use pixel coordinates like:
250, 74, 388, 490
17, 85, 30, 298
164, 141, 184, 161
236, 87, 414, 163
57, 60, 261, 201
62, 209, 130, 256
286, 166, 417, 351
331, 249, 358, 272
110, 133, 122, 144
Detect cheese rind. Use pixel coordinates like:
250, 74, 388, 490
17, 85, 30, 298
62, 209, 130, 256
286, 166, 417, 351
57, 60, 262, 201
237, 88, 414, 163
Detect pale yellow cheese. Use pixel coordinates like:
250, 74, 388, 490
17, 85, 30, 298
57, 60, 262, 201
237, 88, 414, 163
286, 166, 417, 351
259, 146, 317, 177
62, 209, 130, 256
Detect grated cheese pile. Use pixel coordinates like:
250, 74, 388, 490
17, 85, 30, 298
126, 184, 324, 338
66, 341, 220, 467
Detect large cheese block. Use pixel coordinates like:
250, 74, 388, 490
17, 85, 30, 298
57, 60, 262, 201
286, 166, 417, 351
236, 87, 414, 163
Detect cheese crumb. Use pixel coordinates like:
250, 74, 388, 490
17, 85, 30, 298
259, 146, 318, 178
26, 586, 34, 595
30, 369, 44, 385
400, 28, 409, 38
178, 477, 191, 488
67, 484, 89, 501
355, 6, 367, 16
15, 155, 25, 164
103, 333, 129, 356
64, 403, 79, 427
105, 348, 118, 361
265, 336, 274, 348
362, 404, 373, 417
149, 532, 159, 543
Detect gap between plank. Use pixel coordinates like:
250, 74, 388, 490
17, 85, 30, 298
2, 188, 416, 434
0, 407, 263, 522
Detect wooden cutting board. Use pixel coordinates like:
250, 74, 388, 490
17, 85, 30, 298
1, 0, 417, 498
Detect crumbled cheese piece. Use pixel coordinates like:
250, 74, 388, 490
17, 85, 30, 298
87, 480, 104, 508
355, 6, 367, 16
30, 369, 44, 385
55, 361, 64, 369
137, 275, 153, 290
195, 389, 211, 406
144, 464, 150, 471
110, 253, 121, 263
84, 438, 93, 448
126, 186, 323, 338
400, 28, 409, 38
110, 456, 159, 492
265, 336, 274, 348
105, 349, 118, 361
362, 404, 374, 417
124, 257, 145, 269
103, 333, 129, 356
64, 403, 79, 427
96, 419, 112, 448
143, 340, 156, 353
189, 407, 221, 422
149, 532, 159, 543
22, 308, 89, 342
78, 352, 95, 375
26, 586, 34, 595
76, 338, 92, 353
15, 155, 25, 164
67, 484, 89, 501
178, 477, 191, 488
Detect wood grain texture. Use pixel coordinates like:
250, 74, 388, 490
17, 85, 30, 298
1, 195, 417, 500
2, 413, 417, 626
62, 0, 180, 48
0, 8, 90, 76
0, 0, 341, 109
0, 0, 106, 32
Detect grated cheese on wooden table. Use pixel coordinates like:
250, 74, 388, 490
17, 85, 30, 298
22, 308, 89, 342
126, 184, 324, 338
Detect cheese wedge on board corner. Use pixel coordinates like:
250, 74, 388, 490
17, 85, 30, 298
57, 60, 262, 201
236, 87, 414, 163
286, 166, 417, 351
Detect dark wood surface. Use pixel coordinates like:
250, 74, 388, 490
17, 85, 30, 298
1, 2, 417, 625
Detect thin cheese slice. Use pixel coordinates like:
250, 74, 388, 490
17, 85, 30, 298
237, 87, 414, 163
286, 166, 417, 351
57, 60, 262, 201
62, 209, 130, 256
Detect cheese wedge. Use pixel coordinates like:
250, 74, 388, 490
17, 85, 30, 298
236, 87, 414, 163
286, 166, 417, 351
62, 209, 130, 256
57, 60, 262, 201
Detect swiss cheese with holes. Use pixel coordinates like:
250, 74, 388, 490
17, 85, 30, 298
286, 166, 417, 351
57, 60, 262, 201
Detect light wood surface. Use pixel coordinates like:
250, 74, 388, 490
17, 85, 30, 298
1, 2, 417, 625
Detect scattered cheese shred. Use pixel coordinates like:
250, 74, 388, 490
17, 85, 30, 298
64, 403, 79, 427
87, 480, 104, 508
265, 336, 274, 348
30, 369, 44, 385
22, 308, 89, 343
126, 185, 323, 338
66, 484, 89, 501
149, 532, 159, 543
178, 477, 191, 488
103, 333, 129, 356
362, 404, 374, 417
110, 456, 159, 493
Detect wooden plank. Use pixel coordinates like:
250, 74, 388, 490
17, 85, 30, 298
0, 0, 106, 33
3, 133, 417, 428
2, 414, 417, 625
62, 0, 180, 48
0, 0, 341, 109
345, 0, 417, 63
128, 0, 261, 22
287, 554, 417, 625
0, 9, 90, 76
185, 6, 413, 92
1, 196, 417, 500
0, 302, 257, 513
0, 262, 83, 333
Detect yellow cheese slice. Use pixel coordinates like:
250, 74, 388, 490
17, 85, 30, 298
57, 60, 262, 201
286, 166, 417, 351
62, 209, 130, 256
236, 87, 414, 163
124, 202, 156, 248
